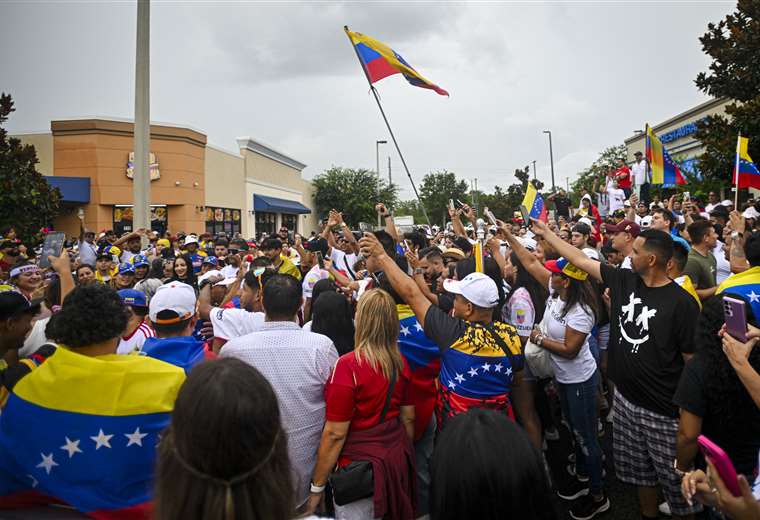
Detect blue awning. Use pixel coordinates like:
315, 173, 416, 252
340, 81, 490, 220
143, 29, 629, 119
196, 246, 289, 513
45, 176, 90, 203
253, 194, 311, 214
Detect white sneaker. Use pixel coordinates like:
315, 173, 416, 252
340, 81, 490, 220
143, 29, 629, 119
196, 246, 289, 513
658, 501, 672, 516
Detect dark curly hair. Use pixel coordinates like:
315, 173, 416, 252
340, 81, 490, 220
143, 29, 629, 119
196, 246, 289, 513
699, 297, 760, 423
45, 284, 128, 348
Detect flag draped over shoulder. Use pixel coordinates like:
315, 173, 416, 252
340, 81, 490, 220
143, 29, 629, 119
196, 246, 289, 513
716, 267, 760, 323
345, 27, 449, 96
0, 347, 185, 519
735, 136, 760, 189
397, 305, 441, 440
521, 183, 547, 222
646, 126, 686, 186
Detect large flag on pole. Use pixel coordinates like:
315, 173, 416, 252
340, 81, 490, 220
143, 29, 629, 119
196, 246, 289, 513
521, 182, 548, 223
735, 135, 760, 189
646, 125, 686, 186
344, 27, 449, 96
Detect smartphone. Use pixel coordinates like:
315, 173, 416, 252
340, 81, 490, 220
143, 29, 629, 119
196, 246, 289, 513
401, 239, 412, 254
723, 296, 748, 342
698, 435, 741, 497
484, 207, 498, 226
316, 251, 325, 270
684, 192, 691, 202
38, 232, 66, 269
449, 199, 455, 211
519, 204, 532, 229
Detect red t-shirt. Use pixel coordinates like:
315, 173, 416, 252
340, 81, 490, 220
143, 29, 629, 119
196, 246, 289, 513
614, 165, 632, 189
325, 351, 412, 432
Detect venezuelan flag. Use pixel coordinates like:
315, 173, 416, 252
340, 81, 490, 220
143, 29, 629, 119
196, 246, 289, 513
675, 274, 701, 309
397, 305, 441, 440
0, 347, 185, 519
735, 136, 760, 189
345, 27, 449, 96
521, 183, 547, 223
716, 266, 760, 324
646, 126, 686, 186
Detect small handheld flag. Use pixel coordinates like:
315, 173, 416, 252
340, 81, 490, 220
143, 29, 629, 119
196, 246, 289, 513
521, 183, 547, 223
646, 125, 686, 186
734, 135, 760, 189
345, 27, 449, 96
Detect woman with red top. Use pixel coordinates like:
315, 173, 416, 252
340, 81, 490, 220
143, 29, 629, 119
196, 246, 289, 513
306, 288, 416, 520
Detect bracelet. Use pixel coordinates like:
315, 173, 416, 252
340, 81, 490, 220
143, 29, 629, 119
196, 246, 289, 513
310, 482, 326, 494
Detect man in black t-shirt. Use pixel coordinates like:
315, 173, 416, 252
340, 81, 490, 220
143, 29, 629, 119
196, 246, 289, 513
549, 189, 572, 219
530, 220, 701, 520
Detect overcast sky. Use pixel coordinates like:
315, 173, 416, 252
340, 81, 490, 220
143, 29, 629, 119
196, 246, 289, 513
2, 1, 733, 199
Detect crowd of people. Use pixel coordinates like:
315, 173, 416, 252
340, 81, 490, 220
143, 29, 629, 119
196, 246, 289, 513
1, 172, 760, 520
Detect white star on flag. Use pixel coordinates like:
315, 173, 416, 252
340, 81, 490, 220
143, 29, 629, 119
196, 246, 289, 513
481, 362, 491, 372
494, 363, 503, 373
454, 373, 465, 384
91, 429, 114, 450
400, 325, 411, 336
60, 437, 82, 458
506, 367, 513, 376
468, 367, 478, 377
447, 380, 456, 390
125, 427, 148, 447
36, 453, 58, 475
749, 291, 760, 303
414, 323, 423, 332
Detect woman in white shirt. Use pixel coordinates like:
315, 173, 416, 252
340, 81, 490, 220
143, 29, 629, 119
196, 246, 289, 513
504, 225, 607, 518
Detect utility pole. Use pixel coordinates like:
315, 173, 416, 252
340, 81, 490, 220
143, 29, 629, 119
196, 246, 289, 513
375, 140, 387, 227
532, 160, 537, 180
543, 130, 556, 192
566, 177, 570, 192
133, 0, 151, 235
388, 156, 391, 186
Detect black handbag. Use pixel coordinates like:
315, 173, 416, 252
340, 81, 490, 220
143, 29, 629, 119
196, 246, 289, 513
328, 369, 397, 506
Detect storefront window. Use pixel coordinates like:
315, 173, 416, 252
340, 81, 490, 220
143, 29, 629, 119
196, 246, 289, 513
256, 211, 277, 236
113, 205, 167, 235
281, 214, 298, 233
205, 207, 241, 236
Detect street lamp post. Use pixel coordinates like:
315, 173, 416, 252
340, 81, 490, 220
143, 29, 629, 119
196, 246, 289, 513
133, 0, 151, 235
532, 160, 537, 180
543, 130, 556, 192
375, 140, 387, 226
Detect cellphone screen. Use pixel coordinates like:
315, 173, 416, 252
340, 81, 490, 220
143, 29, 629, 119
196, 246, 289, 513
39, 232, 66, 269
316, 251, 325, 269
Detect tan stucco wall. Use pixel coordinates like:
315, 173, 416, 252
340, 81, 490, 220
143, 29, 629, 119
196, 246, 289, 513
204, 146, 247, 235
14, 132, 54, 176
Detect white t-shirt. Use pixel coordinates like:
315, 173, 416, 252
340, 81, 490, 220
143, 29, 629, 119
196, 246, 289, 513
302, 264, 331, 299
220, 264, 239, 279
330, 248, 359, 279
713, 241, 731, 285
621, 256, 633, 270
302, 320, 312, 332
119, 250, 140, 264
544, 294, 596, 384
582, 247, 600, 261
117, 320, 155, 354
20, 316, 51, 358
503, 287, 535, 337
607, 187, 626, 213
210, 307, 265, 341
631, 160, 647, 185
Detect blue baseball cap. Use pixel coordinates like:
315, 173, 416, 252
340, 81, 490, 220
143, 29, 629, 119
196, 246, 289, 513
130, 254, 149, 268
118, 263, 136, 275
202, 256, 219, 266
118, 289, 147, 308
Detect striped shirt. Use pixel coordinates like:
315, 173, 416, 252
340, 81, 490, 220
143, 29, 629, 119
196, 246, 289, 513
117, 320, 156, 354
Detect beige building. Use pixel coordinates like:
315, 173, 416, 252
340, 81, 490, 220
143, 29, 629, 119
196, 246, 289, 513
625, 97, 730, 175
13, 117, 317, 238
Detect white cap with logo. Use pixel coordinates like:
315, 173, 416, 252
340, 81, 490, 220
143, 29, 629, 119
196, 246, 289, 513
149, 281, 197, 324
443, 272, 499, 309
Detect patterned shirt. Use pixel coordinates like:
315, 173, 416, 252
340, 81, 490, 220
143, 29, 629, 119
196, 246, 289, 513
219, 321, 338, 506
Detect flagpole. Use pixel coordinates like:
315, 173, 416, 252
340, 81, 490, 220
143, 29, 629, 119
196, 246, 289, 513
735, 133, 742, 209
344, 26, 431, 227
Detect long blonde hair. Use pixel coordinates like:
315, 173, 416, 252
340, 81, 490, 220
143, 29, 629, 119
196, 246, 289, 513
353, 289, 404, 380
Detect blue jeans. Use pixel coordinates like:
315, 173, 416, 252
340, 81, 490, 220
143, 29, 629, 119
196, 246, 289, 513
557, 370, 604, 495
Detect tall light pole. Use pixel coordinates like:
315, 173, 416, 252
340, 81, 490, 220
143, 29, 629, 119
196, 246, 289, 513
375, 140, 387, 226
133, 0, 151, 234
543, 130, 556, 192
532, 160, 537, 180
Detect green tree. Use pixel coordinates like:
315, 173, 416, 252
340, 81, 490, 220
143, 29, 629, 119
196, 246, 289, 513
694, 0, 760, 193
312, 167, 398, 227
570, 144, 627, 201
418, 170, 470, 227
394, 199, 426, 223
0, 93, 61, 245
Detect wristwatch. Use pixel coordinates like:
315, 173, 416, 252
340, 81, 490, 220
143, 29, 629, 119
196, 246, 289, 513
414, 267, 425, 275
672, 458, 692, 477
310, 482, 326, 494
731, 231, 743, 240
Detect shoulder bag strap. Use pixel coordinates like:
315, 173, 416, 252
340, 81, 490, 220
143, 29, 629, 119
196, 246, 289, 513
379, 368, 398, 424
482, 323, 519, 372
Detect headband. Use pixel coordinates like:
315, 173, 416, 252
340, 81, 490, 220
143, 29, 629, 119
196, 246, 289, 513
10, 265, 39, 278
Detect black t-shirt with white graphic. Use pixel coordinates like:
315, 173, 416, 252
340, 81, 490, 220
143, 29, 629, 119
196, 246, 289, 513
601, 263, 699, 417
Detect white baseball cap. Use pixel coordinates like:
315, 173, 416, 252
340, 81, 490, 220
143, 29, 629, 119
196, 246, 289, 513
149, 281, 197, 324
443, 272, 499, 309
183, 235, 199, 246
